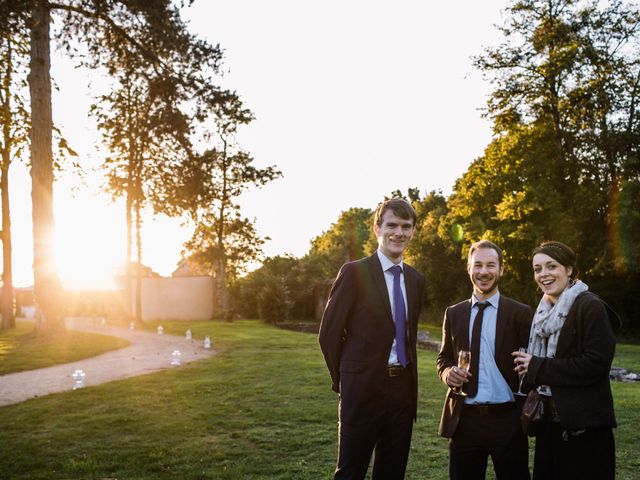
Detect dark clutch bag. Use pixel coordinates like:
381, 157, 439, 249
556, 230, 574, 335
521, 389, 546, 436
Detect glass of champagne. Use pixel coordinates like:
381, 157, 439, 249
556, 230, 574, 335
455, 350, 471, 396
514, 347, 527, 396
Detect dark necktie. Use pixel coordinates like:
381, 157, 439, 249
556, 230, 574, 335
466, 301, 489, 397
390, 265, 408, 367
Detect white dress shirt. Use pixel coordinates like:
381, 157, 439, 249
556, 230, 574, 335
377, 249, 409, 366
465, 291, 515, 404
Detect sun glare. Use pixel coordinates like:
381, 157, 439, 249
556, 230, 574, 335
52, 183, 191, 290
55, 249, 119, 290
11, 162, 192, 290
53, 188, 126, 291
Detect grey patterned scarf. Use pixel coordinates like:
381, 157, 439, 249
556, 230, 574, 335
528, 280, 589, 358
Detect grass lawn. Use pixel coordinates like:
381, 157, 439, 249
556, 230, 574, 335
418, 322, 442, 342
0, 321, 130, 376
0, 319, 638, 479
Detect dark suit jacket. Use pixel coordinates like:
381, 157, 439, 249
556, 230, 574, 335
318, 253, 425, 422
527, 291, 618, 431
436, 295, 532, 438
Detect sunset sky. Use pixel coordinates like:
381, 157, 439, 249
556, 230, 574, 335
10, 0, 508, 289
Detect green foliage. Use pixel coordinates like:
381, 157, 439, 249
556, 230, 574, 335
309, 207, 374, 277
405, 191, 468, 318
16, 0, 226, 329
230, 256, 299, 323
446, 126, 562, 304
171, 95, 282, 282
84, 1, 229, 323
614, 179, 640, 273
183, 215, 266, 279
447, 0, 640, 316
294, 1, 640, 327
0, 7, 30, 162
94, 74, 193, 205
233, 207, 376, 323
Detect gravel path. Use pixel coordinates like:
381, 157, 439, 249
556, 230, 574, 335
0, 319, 216, 407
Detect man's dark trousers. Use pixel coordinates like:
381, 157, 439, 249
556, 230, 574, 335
319, 254, 424, 480
335, 367, 414, 479
449, 403, 530, 480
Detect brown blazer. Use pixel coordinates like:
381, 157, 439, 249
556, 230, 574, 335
318, 253, 425, 422
436, 295, 532, 437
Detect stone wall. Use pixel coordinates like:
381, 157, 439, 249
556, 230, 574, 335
134, 276, 215, 322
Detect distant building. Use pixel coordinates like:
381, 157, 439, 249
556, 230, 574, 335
172, 257, 212, 277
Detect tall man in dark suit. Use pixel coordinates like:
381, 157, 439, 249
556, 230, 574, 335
436, 240, 532, 480
319, 198, 425, 480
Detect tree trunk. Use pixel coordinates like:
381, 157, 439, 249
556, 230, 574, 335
219, 257, 230, 320
1, 161, 14, 329
125, 178, 133, 322
1, 38, 15, 329
28, 0, 62, 332
124, 88, 135, 323
210, 257, 229, 320
218, 143, 230, 320
134, 199, 142, 324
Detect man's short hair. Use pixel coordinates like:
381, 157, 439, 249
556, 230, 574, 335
468, 240, 504, 266
373, 198, 417, 227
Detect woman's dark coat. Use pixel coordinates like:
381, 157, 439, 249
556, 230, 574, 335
527, 291, 620, 431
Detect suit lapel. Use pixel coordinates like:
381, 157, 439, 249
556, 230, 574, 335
460, 300, 472, 351
404, 267, 418, 324
367, 254, 393, 323
495, 296, 508, 356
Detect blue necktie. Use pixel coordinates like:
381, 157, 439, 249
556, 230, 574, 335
390, 265, 408, 367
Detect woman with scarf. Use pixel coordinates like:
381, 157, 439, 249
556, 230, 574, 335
513, 241, 620, 480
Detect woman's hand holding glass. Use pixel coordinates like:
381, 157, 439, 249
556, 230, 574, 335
513, 347, 529, 396
512, 349, 532, 394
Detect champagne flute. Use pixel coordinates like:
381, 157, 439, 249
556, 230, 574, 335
514, 347, 527, 396
455, 350, 471, 396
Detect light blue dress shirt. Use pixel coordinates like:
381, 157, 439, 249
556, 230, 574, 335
377, 250, 408, 366
465, 291, 515, 405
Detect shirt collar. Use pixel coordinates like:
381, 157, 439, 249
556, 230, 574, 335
377, 249, 404, 272
471, 290, 500, 309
